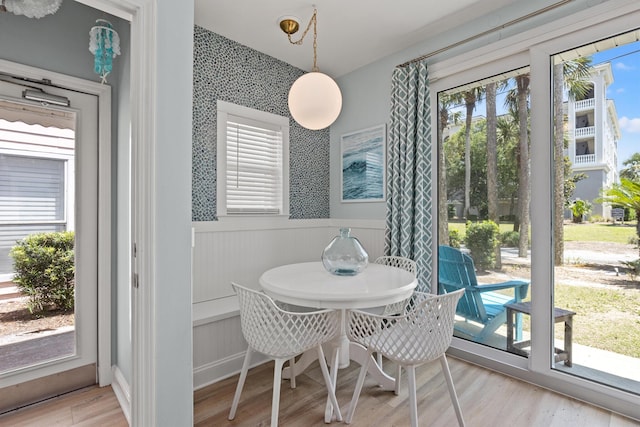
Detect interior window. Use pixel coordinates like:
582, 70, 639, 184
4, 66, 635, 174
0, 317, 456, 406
216, 101, 289, 217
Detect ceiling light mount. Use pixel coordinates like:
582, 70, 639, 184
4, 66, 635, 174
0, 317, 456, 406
278, 15, 300, 35
279, 8, 342, 130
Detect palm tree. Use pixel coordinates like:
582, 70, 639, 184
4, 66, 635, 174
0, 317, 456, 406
515, 74, 530, 257
597, 179, 640, 255
463, 87, 484, 219
553, 56, 592, 265
485, 82, 500, 267
438, 94, 454, 245
620, 152, 640, 182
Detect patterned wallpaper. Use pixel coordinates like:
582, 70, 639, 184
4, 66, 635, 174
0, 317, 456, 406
192, 26, 330, 221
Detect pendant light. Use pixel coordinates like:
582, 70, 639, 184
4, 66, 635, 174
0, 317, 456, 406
279, 9, 342, 130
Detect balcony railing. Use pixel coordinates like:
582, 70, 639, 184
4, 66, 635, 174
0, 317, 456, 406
575, 154, 596, 165
574, 98, 595, 110
574, 126, 595, 138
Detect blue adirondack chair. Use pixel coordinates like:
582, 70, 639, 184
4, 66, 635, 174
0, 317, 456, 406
438, 245, 530, 343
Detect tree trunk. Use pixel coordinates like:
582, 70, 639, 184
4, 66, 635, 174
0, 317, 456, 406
464, 100, 473, 219
438, 104, 449, 246
516, 75, 530, 258
486, 83, 501, 268
553, 63, 565, 266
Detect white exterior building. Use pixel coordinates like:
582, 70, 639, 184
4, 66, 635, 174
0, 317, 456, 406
566, 62, 620, 219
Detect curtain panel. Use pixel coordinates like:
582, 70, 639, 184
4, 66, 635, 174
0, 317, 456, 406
384, 61, 433, 291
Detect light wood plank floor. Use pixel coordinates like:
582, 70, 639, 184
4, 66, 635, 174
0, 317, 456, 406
196, 356, 640, 427
2, 357, 638, 426
0, 385, 127, 427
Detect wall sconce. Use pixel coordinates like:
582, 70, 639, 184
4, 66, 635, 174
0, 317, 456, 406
279, 8, 342, 130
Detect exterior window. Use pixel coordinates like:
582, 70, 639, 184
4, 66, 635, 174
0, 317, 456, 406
216, 101, 289, 217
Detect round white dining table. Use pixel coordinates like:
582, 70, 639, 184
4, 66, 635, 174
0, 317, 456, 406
259, 261, 417, 310
259, 261, 417, 398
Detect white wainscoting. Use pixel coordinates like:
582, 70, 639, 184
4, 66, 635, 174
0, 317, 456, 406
192, 218, 385, 390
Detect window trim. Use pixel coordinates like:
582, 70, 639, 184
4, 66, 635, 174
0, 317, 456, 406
216, 100, 290, 219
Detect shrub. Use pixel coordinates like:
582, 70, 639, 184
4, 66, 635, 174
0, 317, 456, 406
589, 214, 605, 223
621, 259, 640, 281
449, 229, 463, 248
569, 199, 592, 223
447, 204, 456, 219
499, 231, 520, 247
10, 231, 75, 314
464, 220, 499, 271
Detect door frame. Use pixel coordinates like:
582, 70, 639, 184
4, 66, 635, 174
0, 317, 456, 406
0, 58, 112, 386
77, 0, 159, 424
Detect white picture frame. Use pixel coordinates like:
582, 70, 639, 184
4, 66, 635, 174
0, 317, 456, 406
340, 124, 386, 203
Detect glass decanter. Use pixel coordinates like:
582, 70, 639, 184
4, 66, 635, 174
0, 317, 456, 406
321, 227, 369, 276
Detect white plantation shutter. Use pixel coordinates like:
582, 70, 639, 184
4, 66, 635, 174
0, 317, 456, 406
226, 115, 283, 214
217, 101, 289, 217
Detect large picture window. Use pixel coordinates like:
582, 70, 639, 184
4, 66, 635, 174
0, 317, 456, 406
431, 6, 640, 414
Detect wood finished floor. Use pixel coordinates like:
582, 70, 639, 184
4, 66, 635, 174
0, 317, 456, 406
1, 357, 638, 426
0, 384, 127, 427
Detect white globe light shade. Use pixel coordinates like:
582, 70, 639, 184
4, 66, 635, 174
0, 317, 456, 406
288, 72, 342, 130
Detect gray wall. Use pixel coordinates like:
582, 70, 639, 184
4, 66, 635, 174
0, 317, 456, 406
155, 0, 194, 423
192, 27, 330, 221
0, 0, 132, 384
574, 169, 606, 216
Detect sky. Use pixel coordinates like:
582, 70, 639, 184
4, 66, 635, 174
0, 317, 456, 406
592, 40, 640, 171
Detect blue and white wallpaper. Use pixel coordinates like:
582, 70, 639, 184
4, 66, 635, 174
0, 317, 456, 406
192, 26, 330, 221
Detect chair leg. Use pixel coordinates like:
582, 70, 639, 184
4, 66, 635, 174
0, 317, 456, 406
439, 355, 465, 427
317, 345, 343, 422
289, 357, 296, 389
394, 363, 402, 396
346, 351, 371, 424
406, 365, 418, 427
228, 347, 253, 420
271, 358, 286, 427
324, 343, 341, 423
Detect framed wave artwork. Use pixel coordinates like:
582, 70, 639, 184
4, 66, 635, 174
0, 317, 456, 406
340, 124, 386, 203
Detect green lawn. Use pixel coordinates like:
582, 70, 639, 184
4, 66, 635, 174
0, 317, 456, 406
563, 222, 637, 243
554, 284, 640, 358
449, 220, 637, 244
449, 220, 640, 359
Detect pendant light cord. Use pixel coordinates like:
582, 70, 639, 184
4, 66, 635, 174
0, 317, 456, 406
287, 9, 319, 72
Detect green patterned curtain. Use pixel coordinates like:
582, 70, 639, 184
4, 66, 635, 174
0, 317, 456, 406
384, 61, 432, 291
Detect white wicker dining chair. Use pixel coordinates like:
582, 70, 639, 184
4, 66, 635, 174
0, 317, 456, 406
374, 256, 417, 316
346, 289, 465, 427
372, 256, 417, 370
228, 283, 343, 427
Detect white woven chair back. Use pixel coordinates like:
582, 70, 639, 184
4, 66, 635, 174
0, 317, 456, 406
232, 283, 339, 359
348, 289, 464, 365
374, 256, 417, 315
374, 255, 417, 274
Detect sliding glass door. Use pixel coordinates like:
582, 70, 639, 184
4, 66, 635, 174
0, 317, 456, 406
432, 6, 640, 417
551, 30, 640, 394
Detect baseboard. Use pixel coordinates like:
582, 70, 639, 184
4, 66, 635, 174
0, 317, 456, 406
193, 351, 268, 391
111, 365, 131, 425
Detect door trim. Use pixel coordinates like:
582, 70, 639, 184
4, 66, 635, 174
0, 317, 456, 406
0, 59, 112, 387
